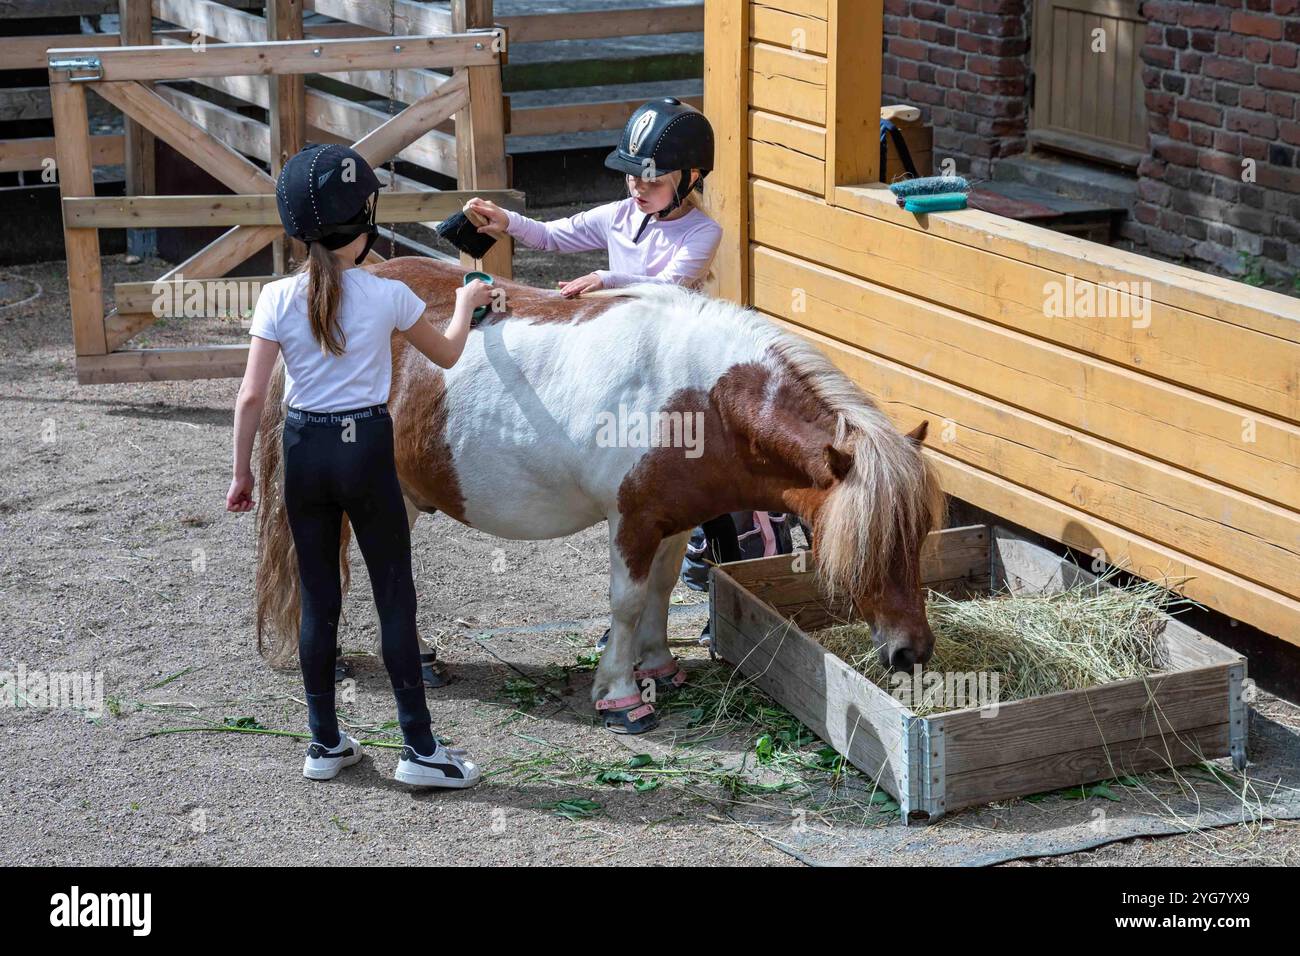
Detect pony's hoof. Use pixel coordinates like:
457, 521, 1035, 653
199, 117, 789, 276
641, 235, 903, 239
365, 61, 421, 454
634, 658, 688, 699
421, 653, 453, 688
596, 694, 658, 734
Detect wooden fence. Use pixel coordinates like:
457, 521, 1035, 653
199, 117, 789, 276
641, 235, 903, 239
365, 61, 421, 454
702, 0, 1300, 646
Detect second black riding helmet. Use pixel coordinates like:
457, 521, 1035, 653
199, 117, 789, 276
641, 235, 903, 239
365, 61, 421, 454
605, 97, 714, 221
276, 143, 381, 265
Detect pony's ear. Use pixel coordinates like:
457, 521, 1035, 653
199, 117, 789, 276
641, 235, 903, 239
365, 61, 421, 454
905, 420, 929, 445
823, 444, 853, 485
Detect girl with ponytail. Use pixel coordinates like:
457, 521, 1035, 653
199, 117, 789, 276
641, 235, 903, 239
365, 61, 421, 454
226, 144, 492, 789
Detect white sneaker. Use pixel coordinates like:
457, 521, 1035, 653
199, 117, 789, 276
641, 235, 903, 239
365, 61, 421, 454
394, 743, 482, 789
303, 733, 363, 780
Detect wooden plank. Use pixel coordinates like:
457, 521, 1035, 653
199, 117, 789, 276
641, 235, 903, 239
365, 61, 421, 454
49, 82, 106, 357
703, 0, 749, 302
152, 0, 266, 42
0, 87, 53, 122
1, 0, 258, 12
267, 0, 306, 272
104, 311, 160, 351
500, 5, 704, 42
510, 95, 703, 137
153, 84, 269, 160
750, 109, 825, 159
942, 666, 1232, 776
92, 81, 276, 195
157, 224, 281, 283
748, 137, 823, 193
713, 567, 912, 799
0, 33, 120, 71
0, 134, 122, 173
748, 42, 826, 125
305, 0, 452, 37
47, 34, 498, 83
76, 345, 251, 385
121, 0, 157, 259
944, 722, 1230, 811
150, 30, 448, 109
832, 183, 1300, 347
750, 1, 828, 56
756, 180, 1300, 426
452, 1, 511, 279
62, 190, 525, 227
823, 0, 879, 195
751, 244, 1300, 512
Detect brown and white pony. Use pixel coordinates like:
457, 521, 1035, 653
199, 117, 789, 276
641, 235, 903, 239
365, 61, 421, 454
255, 257, 944, 732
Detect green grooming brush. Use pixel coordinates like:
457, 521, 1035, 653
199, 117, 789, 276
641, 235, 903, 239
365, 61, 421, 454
464, 270, 494, 324
889, 175, 971, 212
903, 192, 969, 213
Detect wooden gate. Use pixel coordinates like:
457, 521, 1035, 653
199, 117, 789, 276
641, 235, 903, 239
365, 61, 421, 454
1030, 0, 1148, 168
49, 25, 521, 385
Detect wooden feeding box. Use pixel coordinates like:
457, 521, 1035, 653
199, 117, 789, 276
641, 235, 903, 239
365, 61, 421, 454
710, 525, 1248, 824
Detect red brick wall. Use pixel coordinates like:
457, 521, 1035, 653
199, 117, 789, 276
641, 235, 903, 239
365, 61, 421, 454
882, 1, 1298, 285
1137, 0, 1300, 282
882, 0, 1031, 180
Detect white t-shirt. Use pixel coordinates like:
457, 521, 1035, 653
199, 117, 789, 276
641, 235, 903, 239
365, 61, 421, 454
248, 269, 426, 412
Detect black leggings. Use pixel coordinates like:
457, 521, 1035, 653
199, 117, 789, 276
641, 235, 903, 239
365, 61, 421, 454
282, 404, 434, 754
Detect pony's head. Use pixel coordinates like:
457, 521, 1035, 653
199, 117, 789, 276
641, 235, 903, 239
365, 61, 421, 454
814, 418, 944, 668
762, 336, 945, 670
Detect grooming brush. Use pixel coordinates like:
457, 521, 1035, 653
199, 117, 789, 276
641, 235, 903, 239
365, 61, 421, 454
437, 201, 498, 259
463, 270, 494, 324
888, 175, 971, 213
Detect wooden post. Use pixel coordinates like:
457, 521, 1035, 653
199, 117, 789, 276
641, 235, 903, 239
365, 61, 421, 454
267, 0, 306, 273
119, 0, 156, 259
824, 0, 882, 197
49, 80, 106, 357
453, 0, 512, 279
702, 0, 749, 304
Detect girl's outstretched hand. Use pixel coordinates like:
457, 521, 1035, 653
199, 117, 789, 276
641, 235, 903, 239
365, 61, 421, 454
558, 273, 604, 298
465, 197, 509, 236
227, 474, 255, 512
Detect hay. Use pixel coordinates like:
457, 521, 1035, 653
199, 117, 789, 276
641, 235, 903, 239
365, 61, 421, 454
814, 577, 1177, 715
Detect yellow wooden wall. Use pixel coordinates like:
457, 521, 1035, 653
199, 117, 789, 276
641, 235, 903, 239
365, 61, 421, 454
704, 0, 1300, 645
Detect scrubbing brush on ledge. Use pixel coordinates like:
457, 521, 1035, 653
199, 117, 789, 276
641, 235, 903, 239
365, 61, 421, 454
889, 175, 972, 213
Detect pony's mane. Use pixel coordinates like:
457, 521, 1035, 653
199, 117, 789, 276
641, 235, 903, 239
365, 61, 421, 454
617, 282, 945, 601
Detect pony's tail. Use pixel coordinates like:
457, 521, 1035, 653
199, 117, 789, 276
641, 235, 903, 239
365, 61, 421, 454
253, 361, 353, 668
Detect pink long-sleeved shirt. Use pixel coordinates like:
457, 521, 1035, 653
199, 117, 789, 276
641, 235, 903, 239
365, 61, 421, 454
504, 197, 722, 289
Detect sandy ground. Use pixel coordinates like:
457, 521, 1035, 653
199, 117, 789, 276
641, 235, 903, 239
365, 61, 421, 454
2, 205, 1298, 866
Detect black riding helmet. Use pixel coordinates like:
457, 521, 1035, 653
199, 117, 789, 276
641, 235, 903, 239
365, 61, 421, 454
276, 143, 381, 265
605, 98, 714, 240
